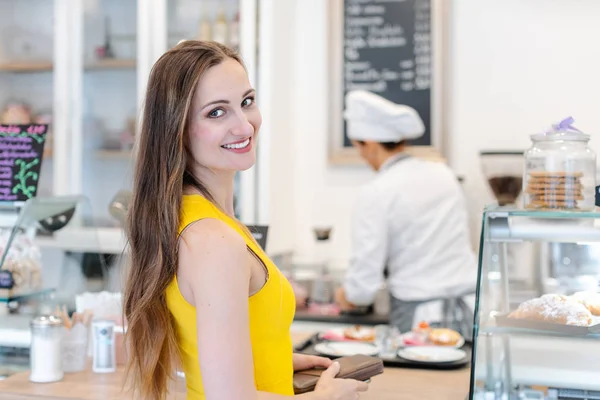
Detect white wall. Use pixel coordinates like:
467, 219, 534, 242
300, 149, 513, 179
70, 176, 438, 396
254, 0, 298, 255
448, 0, 600, 246
266, 0, 600, 268
264, 0, 376, 268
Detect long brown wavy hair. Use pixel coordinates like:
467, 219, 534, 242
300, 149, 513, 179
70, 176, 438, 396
123, 40, 244, 400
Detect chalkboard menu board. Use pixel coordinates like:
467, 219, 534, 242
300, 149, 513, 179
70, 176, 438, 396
343, 0, 432, 147
0, 124, 48, 202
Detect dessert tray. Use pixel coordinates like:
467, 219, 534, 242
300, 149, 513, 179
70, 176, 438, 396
295, 325, 471, 370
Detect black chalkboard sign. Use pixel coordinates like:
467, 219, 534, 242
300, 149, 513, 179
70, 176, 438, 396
0, 124, 48, 202
343, 0, 432, 147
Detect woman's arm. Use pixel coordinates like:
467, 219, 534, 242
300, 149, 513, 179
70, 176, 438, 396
179, 219, 344, 400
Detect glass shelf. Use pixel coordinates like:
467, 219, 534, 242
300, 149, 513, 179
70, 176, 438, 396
483, 205, 600, 243
485, 204, 600, 220
478, 325, 600, 341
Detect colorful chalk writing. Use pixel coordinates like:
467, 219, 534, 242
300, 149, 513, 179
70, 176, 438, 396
0, 124, 48, 202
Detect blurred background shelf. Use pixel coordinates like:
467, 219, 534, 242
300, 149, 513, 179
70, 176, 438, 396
0, 59, 136, 73
85, 59, 136, 70
43, 150, 133, 160
0, 61, 53, 72
94, 150, 132, 159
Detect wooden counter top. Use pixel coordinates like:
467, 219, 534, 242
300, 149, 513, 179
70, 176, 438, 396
0, 333, 471, 400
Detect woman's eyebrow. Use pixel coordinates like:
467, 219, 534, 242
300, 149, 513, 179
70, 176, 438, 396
200, 89, 256, 110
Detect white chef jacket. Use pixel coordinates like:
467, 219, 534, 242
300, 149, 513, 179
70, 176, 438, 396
343, 154, 477, 308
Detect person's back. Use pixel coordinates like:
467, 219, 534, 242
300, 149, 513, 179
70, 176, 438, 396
165, 195, 295, 399
336, 89, 476, 334
372, 157, 476, 301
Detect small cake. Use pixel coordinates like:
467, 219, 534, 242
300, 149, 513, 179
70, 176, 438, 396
570, 291, 600, 317
428, 328, 462, 346
508, 294, 593, 326
343, 325, 375, 341
411, 321, 431, 341
412, 321, 431, 335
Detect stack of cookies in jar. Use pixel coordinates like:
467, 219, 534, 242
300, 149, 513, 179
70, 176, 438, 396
524, 171, 584, 210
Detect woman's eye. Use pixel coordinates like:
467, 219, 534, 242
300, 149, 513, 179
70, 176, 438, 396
208, 109, 225, 118
242, 97, 254, 107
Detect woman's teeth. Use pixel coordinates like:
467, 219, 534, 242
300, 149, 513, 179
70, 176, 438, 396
222, 138, 250, 149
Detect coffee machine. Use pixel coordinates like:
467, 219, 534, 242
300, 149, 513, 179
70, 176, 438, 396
479, 151, 539, 307
480, 151, 524, 207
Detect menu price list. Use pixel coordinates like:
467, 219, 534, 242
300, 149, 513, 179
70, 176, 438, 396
343, 0, 432, 146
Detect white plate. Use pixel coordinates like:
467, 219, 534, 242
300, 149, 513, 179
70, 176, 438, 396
397, 346, 467, 363
396, 332, 465, 349
314, 341, 380, 357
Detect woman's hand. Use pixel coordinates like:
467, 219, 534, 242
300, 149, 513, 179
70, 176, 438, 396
313, 362, 369, 400
293, 353, 332, 372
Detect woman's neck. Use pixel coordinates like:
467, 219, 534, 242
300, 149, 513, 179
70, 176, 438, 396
186, 167, 236, 216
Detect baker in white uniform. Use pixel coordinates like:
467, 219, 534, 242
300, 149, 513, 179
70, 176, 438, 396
334, 90, 477, 336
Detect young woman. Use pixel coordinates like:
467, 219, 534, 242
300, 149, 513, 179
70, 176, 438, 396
123, 41, 369, 400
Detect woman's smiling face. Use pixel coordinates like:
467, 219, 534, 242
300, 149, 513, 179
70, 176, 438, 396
187, 58, 262, 173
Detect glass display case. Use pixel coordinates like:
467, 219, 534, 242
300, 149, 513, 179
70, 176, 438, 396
469, 206, 600, 400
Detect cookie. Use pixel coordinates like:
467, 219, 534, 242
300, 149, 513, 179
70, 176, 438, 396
528, 194, 584, 201
527, 180, 582, 187
527, 177, 581, 184
525, 205, 581, 211
526, 185, 583, 192
529, 198, 579, 205
529, 171, 584, 178
525, 201, 579, 210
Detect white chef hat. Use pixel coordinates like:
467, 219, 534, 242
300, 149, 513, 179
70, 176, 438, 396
343, 90, 425, 143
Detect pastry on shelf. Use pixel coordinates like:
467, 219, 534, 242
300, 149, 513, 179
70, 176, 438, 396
508, 294, 593, 326
427, 328, 462, 346
569, 291, 600, 316
1, 101, 32, 124
343, 325, 375, 342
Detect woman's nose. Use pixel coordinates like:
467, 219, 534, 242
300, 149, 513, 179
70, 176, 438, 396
230, 112, 254, 137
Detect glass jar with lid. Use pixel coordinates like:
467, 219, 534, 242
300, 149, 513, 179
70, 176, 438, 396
29, 315, 64, 383
523, 117, 596, 211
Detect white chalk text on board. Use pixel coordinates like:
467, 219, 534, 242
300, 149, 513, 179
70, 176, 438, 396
0, 124, 48, 202
343, 0, 432, 147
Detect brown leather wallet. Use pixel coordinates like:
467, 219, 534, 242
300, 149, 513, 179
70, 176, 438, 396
293, 355, 384, 394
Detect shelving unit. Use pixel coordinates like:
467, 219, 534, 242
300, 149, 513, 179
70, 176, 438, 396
43, 150, 132, 160
0, 0, 259, 250
94, 150, 132, 159
84, 58, 136, 70
0, 59, 136, 73
0, 61, 53, 73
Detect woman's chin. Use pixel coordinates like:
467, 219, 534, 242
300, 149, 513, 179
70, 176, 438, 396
233, 154, 257, 171
224, 158, 256, 172
236, 162, 256, 172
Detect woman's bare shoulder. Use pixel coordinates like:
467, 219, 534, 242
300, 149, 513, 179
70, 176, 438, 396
178, 218, 248, 277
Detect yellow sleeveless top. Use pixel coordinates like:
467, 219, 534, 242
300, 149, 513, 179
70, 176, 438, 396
165, 195, 296, 399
